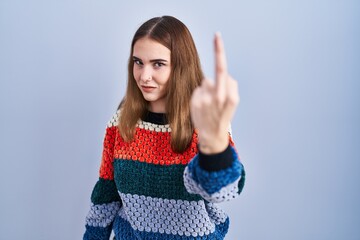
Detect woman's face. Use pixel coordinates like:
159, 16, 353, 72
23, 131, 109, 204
133, 37, 171, 113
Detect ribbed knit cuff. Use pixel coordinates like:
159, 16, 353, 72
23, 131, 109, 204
198, 144, 234, 171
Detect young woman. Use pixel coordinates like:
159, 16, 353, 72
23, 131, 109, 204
83, 15, 245, 240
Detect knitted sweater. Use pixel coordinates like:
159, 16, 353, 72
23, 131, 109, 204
83, 110, 245, 240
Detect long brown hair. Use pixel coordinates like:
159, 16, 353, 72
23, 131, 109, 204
118, 16, 203, 153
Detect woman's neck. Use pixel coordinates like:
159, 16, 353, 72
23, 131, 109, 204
149, 99, 166, 113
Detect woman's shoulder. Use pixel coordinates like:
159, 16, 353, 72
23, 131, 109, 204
106, 109, 121, 128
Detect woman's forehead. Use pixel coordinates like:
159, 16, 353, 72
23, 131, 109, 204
133, 38, 171, 60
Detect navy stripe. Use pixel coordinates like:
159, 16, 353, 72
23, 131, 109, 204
199, 145, 234, 171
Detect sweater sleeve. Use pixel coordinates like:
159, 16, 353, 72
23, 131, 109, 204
183, 134, 245, 203
83, 111, 122, 240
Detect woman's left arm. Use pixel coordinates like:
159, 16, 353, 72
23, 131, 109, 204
184, 33, 245, 203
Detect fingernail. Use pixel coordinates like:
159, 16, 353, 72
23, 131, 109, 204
215, 32, 222, 38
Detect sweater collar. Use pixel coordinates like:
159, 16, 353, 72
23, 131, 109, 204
143, 111, 168, 125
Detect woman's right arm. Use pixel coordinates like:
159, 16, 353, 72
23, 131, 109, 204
83, 112, 122, 240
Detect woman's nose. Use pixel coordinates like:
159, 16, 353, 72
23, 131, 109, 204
140, 67, 152, 82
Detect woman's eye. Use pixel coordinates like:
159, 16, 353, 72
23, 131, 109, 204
134, 60, 142, 65
154, 62, 165, 68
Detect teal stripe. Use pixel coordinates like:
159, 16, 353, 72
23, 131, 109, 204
114, 159, 202, 201
91, 178, 122, 205
237, 167, 246, 194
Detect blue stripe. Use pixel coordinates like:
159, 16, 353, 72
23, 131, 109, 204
188, 146, 242, 194
113, 215, 229, 240
83, 225, 112, 240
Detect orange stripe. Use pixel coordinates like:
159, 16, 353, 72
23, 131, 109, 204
99, 126, 118, 180
113, 128, 198, 165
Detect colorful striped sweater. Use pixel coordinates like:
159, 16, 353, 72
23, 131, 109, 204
83, 110, 245, 240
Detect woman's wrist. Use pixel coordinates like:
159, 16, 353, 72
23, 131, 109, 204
198, 133, 229, 154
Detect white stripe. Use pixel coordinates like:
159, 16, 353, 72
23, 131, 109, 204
85, 202, 121, 227
118, 192, 216, 237
136, 120, 171, 132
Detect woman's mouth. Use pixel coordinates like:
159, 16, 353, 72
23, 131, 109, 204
141, 86, 156, 93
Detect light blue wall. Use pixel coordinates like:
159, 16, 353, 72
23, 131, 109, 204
0, 0, 359, 239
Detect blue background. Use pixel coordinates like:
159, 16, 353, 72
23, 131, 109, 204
0, 0, 359, 239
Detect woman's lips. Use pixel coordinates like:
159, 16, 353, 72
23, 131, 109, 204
141, 86, 156, 93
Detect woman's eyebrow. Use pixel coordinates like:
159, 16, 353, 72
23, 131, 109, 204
149, 59, 168, 63
132, 56, 168, 63
132, 56, 142, 61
